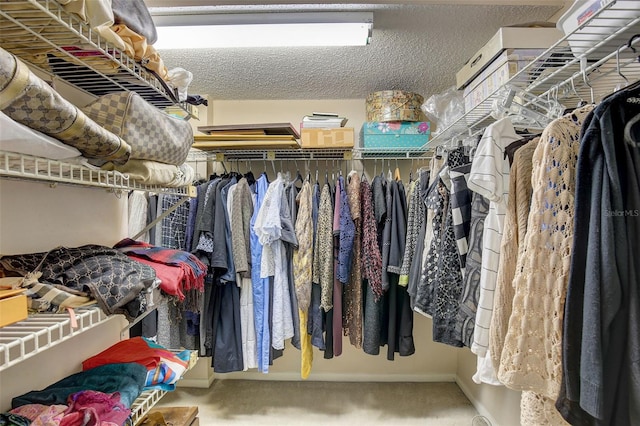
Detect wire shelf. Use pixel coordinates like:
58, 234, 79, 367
0, 308, 107, 371
428, 0, 640, 148
0, 151, 194, 197
130, 389, 167, 426
186, 147, 432, 162
0, 0, 182, 110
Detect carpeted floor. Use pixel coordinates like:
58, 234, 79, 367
155, 380, 479, 425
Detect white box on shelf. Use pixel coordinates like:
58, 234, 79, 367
462, 49, 546, 112
456, 25, 563, 89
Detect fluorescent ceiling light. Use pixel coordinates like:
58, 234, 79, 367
152, 12, 373, 49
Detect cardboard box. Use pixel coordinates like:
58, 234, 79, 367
360, 121, 430, 149
456, 25, 563, 89
0, 289, 28, 327
463, 49, 546, 112
300, 128, 354, 149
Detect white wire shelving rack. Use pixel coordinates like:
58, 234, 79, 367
0, 308, 107, 372
186, 146, 433, 164
0, 0, 184, 112
427, 0, 640, 148
0, 151, 195, 197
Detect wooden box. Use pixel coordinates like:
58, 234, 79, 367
0, 289, 28, 327
143, 406, 199, 426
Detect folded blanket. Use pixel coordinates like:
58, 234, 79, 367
102, 160, 195, 187
114, 239, 206, 300
83, 337, 190, 391
12, 362, 147, 409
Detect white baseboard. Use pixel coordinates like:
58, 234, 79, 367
213, 371, 456, 382
177, 375, 215, 388
455, 375, 501, 426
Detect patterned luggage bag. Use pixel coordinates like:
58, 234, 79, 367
0, 47, 131, 165
82, 91, 194, 166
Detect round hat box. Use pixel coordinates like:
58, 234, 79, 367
366, 90, 426, 122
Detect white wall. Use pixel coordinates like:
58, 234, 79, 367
456, 349, 522, 426
0, 180, 128, 255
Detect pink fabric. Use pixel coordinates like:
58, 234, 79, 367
10, 404, 67, 425
60, 390, 130, 426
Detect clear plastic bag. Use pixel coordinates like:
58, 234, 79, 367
420, 86, 465, 134
167, 67, 193, 102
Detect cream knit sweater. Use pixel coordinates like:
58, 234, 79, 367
489, 137, 539, 372
497, 106, 594, 424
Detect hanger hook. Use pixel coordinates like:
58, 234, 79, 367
616, 46, 630, 86
582, 70, 594, 103
627, 33, 640, 53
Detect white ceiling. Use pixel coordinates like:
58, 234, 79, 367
146, 1, 568, 100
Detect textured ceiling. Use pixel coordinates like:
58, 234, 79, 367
151, 3, 562, 100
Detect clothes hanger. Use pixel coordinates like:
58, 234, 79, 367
627, 33, 640, 62
492, 85, 564, 130
614, 45, 630, 92
393, 158, 401, 181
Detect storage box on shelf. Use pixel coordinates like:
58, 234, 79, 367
429, 2, 640, 149
456, 25, 563, 89
557, 0, 640, 58
463, 49, 549, 112
365, 90, 426, 122
360, 121, 431, 149
301, 128, 355, 149
0, 289, 27, 328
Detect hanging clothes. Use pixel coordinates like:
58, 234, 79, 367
314, 182, 334, 313
331, 177, 345, 357
285, 180, 302, 351
454, 190, 489, 349
230, 177, 258, 371
558, 88, 640, 425
467, 117, 521, 384
449, 163, 472, 271
430, 147, 469, 348
419, 154, 447, 285
293, 180, 314, 378
308, 181, 325, 351
361, 176, 384, 356
488, 137, 539, 372
250, 173, 271, 373
254, 173, 295, 352
343, 171, 363, 349
385, 178, 414, 360
416, 169, 446, 318
496, 105, 594, 424
406, 169, 430, 309
211, 177, 233, 275
399, 179, 420, 285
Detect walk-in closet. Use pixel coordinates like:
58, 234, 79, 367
0, 1, 638, 425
